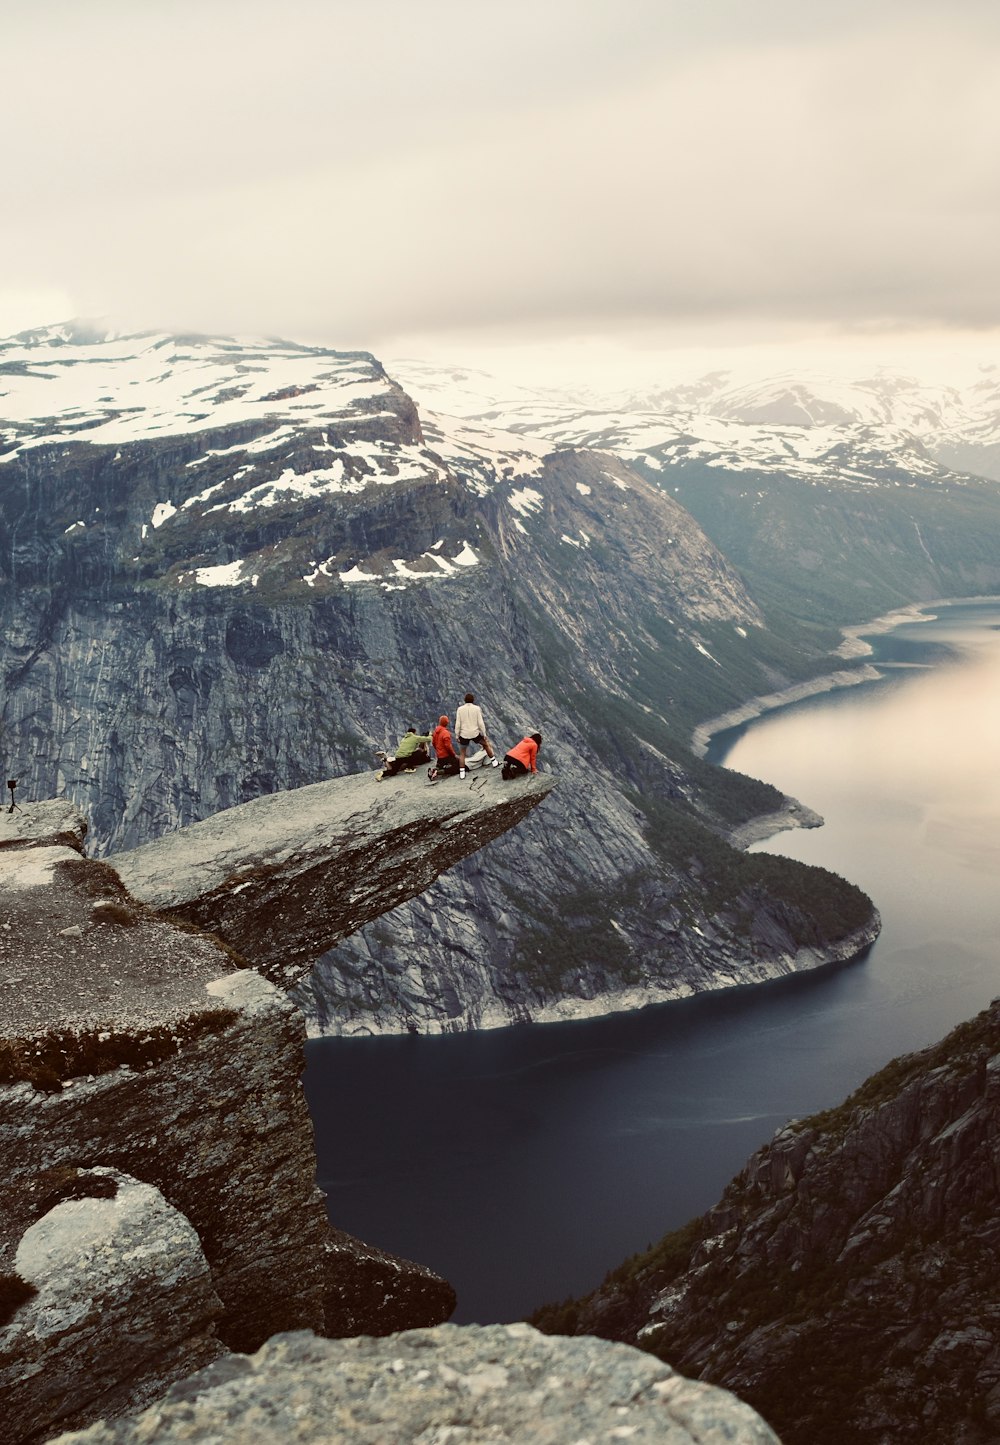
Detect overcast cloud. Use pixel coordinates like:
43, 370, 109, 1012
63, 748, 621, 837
3, 0, 1000, 359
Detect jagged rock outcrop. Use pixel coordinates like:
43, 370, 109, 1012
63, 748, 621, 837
322, 1229, 456, 1340
0, 798, 87, 853
111, 768, 554, 989
532, 998, 1000, 1445
0, 327, 880, 1036
53, 1324, 781, 1445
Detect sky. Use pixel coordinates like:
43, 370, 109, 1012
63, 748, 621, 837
3, 0, 1000, 383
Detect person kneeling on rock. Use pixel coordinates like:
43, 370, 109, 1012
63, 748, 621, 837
501, 732, 542, 780
429, 715, 461, 781
378, 727, 432, 779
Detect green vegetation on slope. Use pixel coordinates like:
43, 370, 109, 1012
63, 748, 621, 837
531, 999, 1000, 1445
667, 464, 1000, 629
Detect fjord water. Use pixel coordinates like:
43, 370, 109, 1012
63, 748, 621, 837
306, 599, 1000, 1324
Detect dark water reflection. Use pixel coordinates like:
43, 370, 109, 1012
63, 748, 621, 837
306, 599, 1000, 1324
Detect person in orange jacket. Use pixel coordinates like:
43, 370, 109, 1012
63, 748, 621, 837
501, 732, 542, 779
429, 714, 461, 780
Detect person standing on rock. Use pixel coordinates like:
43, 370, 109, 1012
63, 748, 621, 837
501, 732, 542, 779
454, 693, 499, 779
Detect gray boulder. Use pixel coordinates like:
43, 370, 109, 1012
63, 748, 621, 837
52, 1323, 781, 1444
0, 1169, 223, 1442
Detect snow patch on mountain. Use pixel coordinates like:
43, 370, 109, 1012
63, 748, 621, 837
307, 541, 482, 591
0, 331, 395, 455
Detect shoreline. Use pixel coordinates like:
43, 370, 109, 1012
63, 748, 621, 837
725, 796, 823, 849
692, 596, 997, 847
690, 594, 1000, 762
305, 914, 882, 1040
690, 663, 883, 759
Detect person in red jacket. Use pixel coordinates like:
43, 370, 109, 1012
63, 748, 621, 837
429, 715, 461, 781
501, 732, 542, 779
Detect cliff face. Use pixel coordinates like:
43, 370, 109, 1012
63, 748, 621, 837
533, 999, 1000, 1445
2, 782, 542, 1441
0, 328, 879, 1035
1, 796, 780, 1445
2, 970, 331, 1357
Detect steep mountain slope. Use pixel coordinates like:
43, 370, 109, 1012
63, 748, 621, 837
532, 998, 1000, 1445
0, 326, 875, 1034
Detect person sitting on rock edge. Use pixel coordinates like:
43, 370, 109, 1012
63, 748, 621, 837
430, 715, 461, 780
378, 727, 432, 779
501, 732, 542, 780
454, 692, 499, 779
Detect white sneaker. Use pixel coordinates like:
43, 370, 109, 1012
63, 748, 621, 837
491, 757, 500, 767
459, 768, 466, 779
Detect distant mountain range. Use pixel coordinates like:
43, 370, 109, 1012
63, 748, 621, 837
389, 353, 1000, 633
389, 354, 1000, 485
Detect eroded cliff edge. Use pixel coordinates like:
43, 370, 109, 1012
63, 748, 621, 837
110, 766, 555, 989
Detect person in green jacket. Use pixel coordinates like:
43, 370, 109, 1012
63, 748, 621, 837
378, 727, 432, 779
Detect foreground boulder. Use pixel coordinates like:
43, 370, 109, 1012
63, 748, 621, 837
0, 1169, 224, 1440
53, 1324, 781, 1445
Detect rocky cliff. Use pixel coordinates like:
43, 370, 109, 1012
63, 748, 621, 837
1, 796, 781, 1445
110, 766, 554, 989
532, 998, 1000, 1445
1, 779, 543, 1441
0, 326, 879, 1035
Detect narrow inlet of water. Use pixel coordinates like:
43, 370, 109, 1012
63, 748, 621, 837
306, 599, 1000, 1323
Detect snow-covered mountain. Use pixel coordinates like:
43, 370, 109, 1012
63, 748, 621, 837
0, 325, 568, 595
389, 355, 1000, 488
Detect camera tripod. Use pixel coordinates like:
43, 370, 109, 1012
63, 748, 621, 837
7, 779, 21, 814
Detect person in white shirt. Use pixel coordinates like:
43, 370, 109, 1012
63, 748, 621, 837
454, 692, 499, 778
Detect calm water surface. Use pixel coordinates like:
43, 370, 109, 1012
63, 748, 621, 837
306, 599, 1000, 1323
